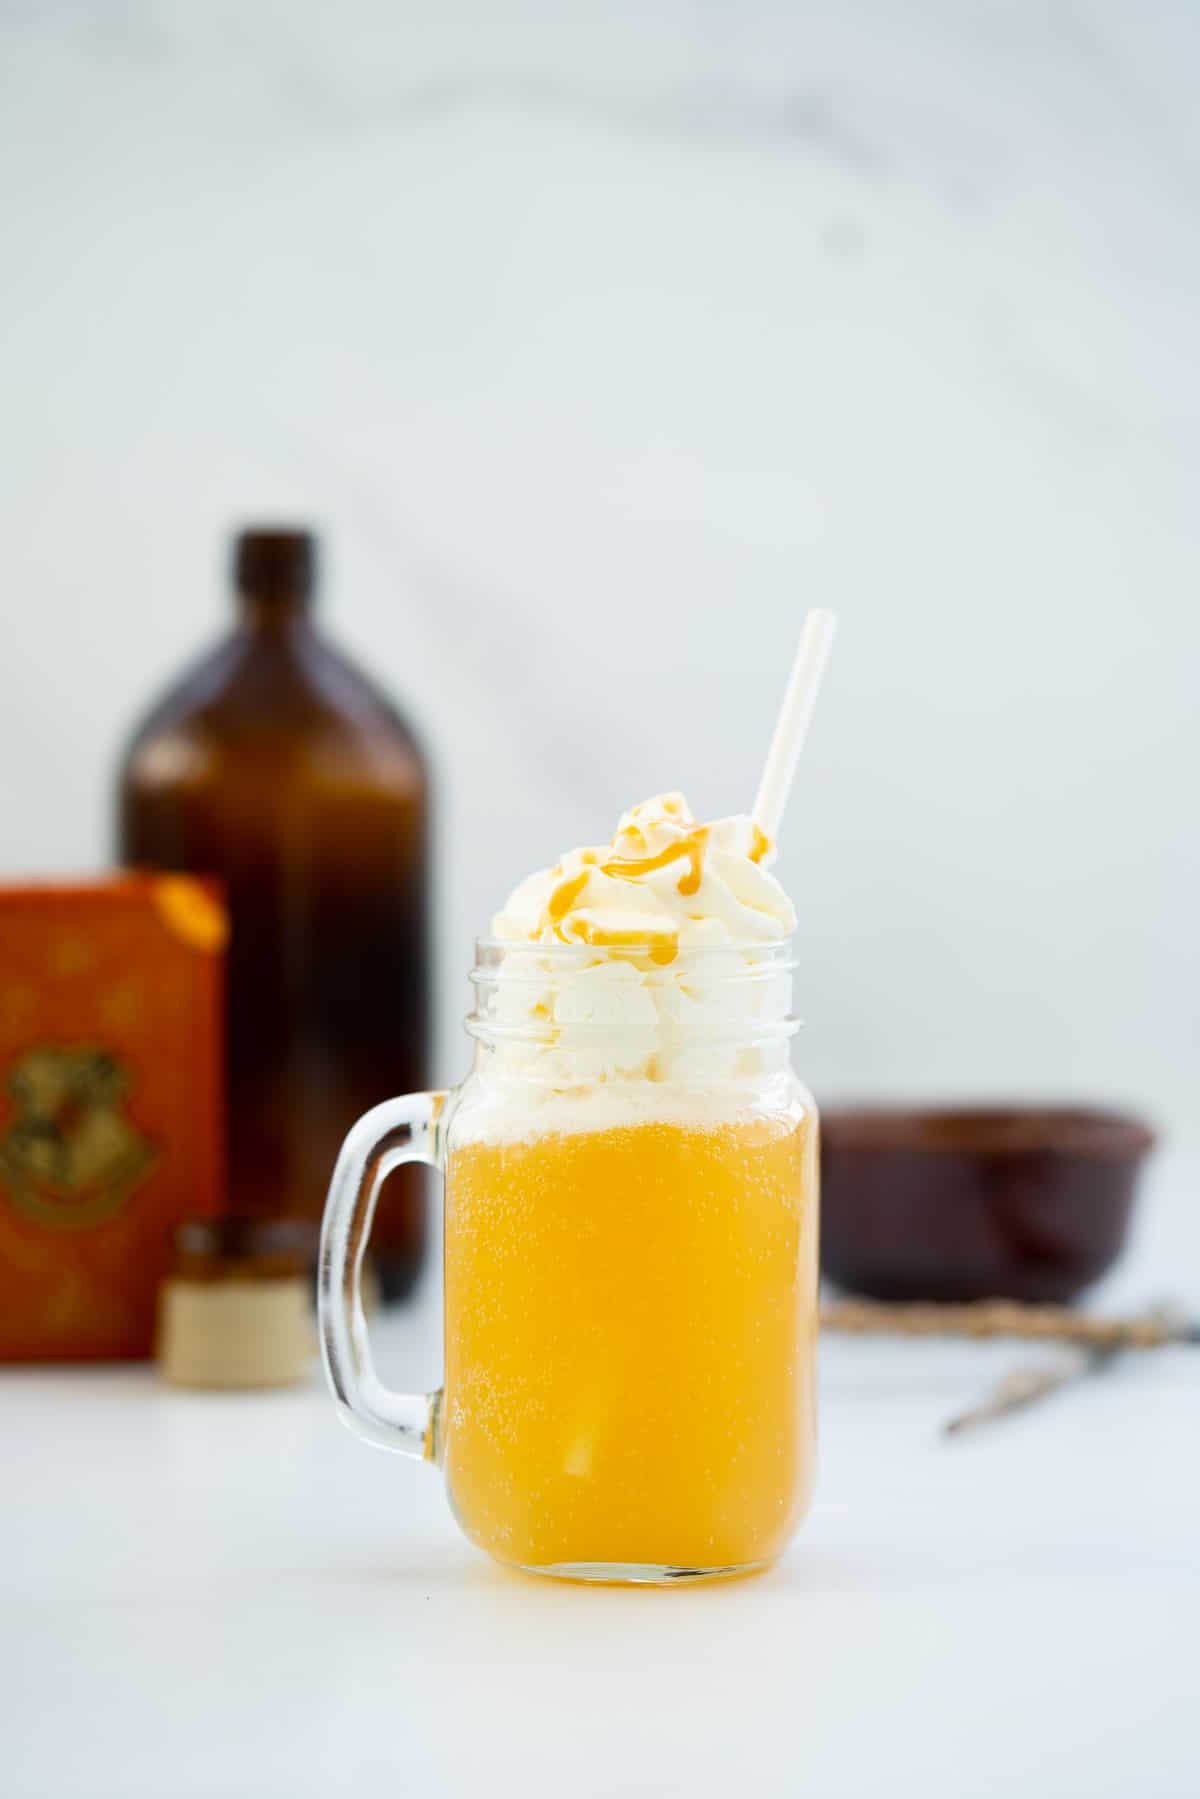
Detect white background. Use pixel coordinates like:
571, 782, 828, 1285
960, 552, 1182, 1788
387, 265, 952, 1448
2, 2, 1197, 1158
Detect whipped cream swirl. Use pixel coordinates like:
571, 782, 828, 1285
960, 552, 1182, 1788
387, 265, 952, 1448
493, 792, 795, 957
475, 795, 797, 1094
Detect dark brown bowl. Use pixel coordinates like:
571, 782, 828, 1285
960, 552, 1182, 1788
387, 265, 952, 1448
819, 1105, 1156, 1305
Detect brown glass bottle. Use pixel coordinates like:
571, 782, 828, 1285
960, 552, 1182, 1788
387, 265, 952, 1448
117, 529, 429, 1298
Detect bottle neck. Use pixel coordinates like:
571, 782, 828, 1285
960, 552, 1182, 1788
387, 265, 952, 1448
236, 589, 314, 633
232, 529, 317, 634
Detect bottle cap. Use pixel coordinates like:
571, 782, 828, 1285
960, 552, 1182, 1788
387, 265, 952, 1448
233, 529, 316, 604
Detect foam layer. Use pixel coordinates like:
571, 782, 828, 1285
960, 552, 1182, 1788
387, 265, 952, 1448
448, 1070, 807, 1149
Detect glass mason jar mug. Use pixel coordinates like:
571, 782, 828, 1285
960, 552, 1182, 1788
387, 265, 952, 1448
319, 937, 819, 1583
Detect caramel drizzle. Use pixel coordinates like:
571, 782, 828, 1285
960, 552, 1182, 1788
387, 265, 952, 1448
601, 826, 710, 897
546, 870, 589, 920
539, 821, 712, 967
566, 918, 679, 966
542, 872, 679, 962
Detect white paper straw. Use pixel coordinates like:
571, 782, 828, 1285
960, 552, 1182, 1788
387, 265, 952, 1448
751, 608, 837, 843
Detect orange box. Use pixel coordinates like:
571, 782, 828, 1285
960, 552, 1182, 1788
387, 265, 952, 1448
0, 876, 226, 1360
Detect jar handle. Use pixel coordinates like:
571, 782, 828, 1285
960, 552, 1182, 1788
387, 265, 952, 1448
318, 1092, 447, 1459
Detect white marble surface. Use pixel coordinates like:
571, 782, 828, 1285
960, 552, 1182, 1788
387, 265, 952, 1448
6, 1149, 1200, 1797
1, 1, 1199, 1164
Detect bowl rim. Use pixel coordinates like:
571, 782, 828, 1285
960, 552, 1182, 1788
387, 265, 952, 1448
819, 1103, 1157, 1160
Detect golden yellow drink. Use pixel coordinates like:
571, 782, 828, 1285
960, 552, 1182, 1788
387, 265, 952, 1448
443, 1107, 818, 1575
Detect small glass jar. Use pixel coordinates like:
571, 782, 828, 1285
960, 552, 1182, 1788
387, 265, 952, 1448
320, 937, 818, 1583
158, 1218, 316, 1388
